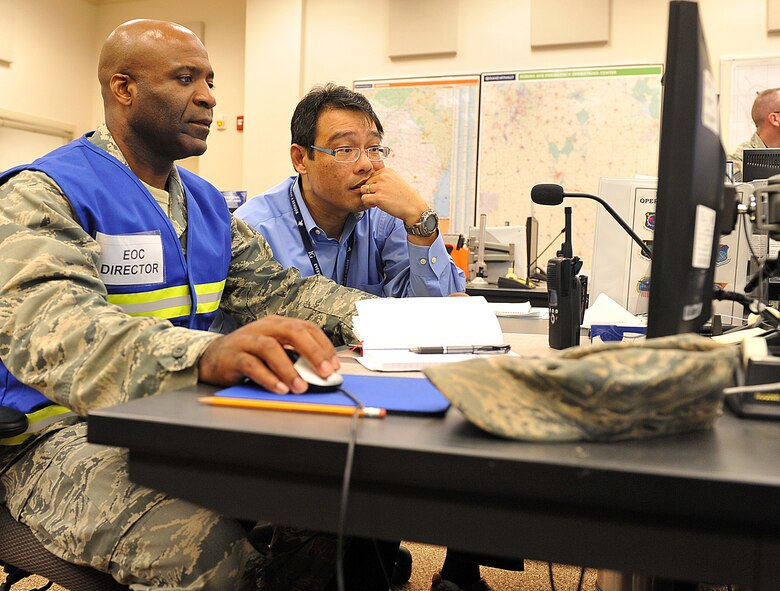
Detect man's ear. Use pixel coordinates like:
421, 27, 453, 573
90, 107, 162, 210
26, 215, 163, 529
290, 144, 308, 174
110, 73, 134, 106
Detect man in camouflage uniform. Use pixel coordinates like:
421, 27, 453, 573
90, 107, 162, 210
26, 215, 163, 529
0, 19, 391, 591
727, 87, 780, 181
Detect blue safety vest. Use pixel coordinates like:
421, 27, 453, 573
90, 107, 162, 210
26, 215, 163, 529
0, 133, 231, 438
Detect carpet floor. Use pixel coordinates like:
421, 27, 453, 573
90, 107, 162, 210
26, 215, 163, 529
0, 542, 598, 591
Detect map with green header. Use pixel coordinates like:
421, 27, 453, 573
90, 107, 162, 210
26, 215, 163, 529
478, 65, 663, 270
354, 76, 480, 234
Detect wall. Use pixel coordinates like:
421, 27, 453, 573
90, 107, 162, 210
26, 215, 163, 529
94, 0, 246, 191
0, 0, 98, 136
701, 0, 780, 146
242, 0, 674, 196
0, 0, 245, 190
242, 0, 304, 196
242, 0, 780, 195
6, 1, 780, 199
237, 0, 780, 276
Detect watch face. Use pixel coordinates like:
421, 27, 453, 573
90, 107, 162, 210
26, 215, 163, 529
406, 209, 439, 236
423, 212, 438, 233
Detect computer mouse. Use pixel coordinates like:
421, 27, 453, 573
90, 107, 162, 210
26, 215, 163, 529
286, 349, 343, 392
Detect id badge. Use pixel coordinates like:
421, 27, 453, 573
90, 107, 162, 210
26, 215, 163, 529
96, 231, 165, 285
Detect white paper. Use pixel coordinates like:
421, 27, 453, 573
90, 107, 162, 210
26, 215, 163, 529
353, 296, 503, 349
358, 350, 478, 372
353, 296, 506, 371
581, 293, 645, 328
488, 301, 533, 317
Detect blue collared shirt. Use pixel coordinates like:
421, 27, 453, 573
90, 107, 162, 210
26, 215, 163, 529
234, 176, 465, 297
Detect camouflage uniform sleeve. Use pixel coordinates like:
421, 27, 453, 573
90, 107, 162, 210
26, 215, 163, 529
220, 216, 373, 345
0, 171, 219, 416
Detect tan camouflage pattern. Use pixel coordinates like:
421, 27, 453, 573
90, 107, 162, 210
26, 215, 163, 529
0, 126, 375, 589
0, 422, 260, 590
424, 333, 739, 442
726, 130, 766, 181
0, 124, 370, 424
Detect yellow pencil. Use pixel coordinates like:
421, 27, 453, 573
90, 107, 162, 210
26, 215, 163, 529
197, 396, 386, 418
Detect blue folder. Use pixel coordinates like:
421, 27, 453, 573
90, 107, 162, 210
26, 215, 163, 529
216, 374, 451, 416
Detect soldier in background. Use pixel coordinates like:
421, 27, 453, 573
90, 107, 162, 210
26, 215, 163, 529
0, 19, 394, 591
727, 87, 780, 181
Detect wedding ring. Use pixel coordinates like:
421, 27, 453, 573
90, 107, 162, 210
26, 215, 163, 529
365, 183, 372, 194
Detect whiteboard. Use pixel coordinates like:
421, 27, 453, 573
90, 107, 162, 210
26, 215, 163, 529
720, 55, 780, 150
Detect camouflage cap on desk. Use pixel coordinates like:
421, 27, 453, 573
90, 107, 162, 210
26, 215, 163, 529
423, 334, 739, 442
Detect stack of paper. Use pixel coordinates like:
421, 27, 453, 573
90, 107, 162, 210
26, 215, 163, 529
487, 301, 533, 317
581, 293, 646, 328
353, 296, 507, 371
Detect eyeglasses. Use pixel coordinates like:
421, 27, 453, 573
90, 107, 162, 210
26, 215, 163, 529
310, 144, 391, 163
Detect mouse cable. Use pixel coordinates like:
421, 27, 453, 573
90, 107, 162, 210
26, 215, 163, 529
334, 386, 362, 591
547, 562, 585, 591
333, 386, 391, 591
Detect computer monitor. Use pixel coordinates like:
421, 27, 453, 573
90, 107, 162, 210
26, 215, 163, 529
646, 0, 726, 338
743, 148, 780, 182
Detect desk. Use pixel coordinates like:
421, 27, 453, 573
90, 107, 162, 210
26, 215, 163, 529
88, 335, 780, 590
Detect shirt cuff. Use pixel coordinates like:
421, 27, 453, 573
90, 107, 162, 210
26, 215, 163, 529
407, 235, 452, 277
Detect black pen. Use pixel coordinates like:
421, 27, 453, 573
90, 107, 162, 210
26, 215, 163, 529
409, 345, 511, 355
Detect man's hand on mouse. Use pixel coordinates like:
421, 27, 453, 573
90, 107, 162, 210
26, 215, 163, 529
198, 316, 340, 394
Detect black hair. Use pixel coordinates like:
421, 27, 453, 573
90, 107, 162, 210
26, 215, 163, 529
291, 83, 384, 157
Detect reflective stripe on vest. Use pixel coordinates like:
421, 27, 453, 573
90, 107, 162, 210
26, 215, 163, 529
0, 405, 75, 446
106, 280, 225, 319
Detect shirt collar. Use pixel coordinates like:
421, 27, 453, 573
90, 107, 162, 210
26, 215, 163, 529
753, 131, 768, 149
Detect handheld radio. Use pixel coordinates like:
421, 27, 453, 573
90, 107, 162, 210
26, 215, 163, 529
547, 207, 583, 349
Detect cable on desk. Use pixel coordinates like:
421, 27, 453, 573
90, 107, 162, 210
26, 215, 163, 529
333, 386, 392, 591
548, 562, 585, 591
334, 386, 361, 591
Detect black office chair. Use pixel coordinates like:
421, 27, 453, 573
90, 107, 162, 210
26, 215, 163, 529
0, 406, 129, 591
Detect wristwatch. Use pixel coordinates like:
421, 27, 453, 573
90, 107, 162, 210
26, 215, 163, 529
404, 209, 439, 237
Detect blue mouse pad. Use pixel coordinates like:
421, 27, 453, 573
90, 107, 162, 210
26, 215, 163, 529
216, 374, 450, 416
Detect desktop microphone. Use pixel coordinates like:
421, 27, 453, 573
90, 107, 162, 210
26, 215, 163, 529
531, 184, 653, 259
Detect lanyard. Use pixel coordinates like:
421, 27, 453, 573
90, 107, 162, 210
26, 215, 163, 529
289, 180, 354, 287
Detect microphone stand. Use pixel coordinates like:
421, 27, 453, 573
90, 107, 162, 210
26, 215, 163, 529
564, 191, 653, 259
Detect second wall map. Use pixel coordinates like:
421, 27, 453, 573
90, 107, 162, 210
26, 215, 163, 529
355, 66, 663, 269
354, 76, 480, 235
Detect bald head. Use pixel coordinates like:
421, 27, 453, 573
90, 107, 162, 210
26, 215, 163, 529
96, 19, 216, 184
748, 88, 780, 148
752, 88, 780, 128
99, 20, 203, 97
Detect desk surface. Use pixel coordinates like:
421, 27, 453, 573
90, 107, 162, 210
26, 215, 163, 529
88, 336, 780, 589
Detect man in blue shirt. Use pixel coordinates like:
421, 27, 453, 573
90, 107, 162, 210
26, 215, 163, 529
236, 85, 504, 591
234, 84, 465, 297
